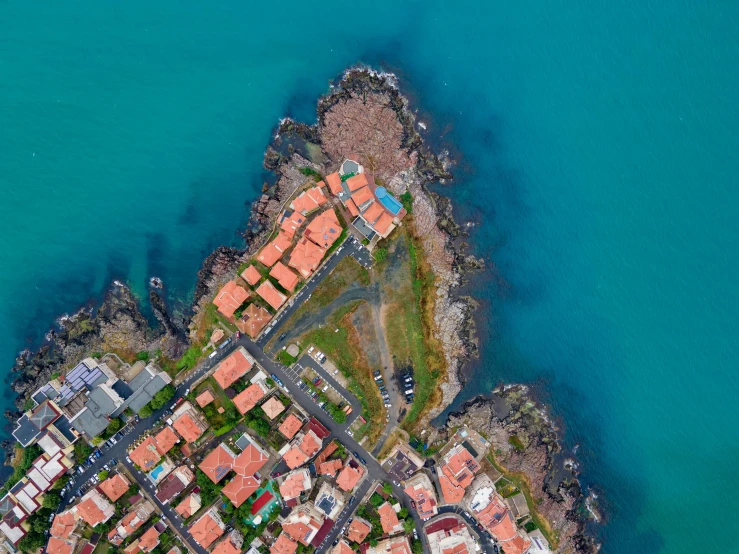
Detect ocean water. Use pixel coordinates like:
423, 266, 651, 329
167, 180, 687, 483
1, 1, 738, 551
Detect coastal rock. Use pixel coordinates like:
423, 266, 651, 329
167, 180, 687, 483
149, 290, 188, 359
192, 246, 245, 307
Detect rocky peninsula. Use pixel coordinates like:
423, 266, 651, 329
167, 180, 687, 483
4, 67, 599, 551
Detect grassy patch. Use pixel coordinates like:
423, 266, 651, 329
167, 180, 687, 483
400, 191, 413, 214
299, 167, 323, 181
508, 435, 525, 452
276, 349, 298, 366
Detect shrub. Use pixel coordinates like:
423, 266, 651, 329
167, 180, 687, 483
400, 191, 413, 214
139, 404, 153, 418
382, 482, 393, 495
136, 350, 150, 361
373, 248, 388, 262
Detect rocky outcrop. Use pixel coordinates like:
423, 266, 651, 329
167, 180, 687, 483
192, 246, 245, 308
149, 290, 188, 359
442, 389, 600, 554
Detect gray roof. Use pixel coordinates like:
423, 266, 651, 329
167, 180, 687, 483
128, 365, 155, 391
51, 415, 77, 443
11, 415, 41, 447
70, 407, 109, 438
317, 495, 336, 515
235, 433, 253, 451
56, 360, 106, 406
29, 402, 60, 430
116, 373, 169, 416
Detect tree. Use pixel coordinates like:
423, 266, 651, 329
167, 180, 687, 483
382, 482, 393, 495
370, 540, 379, 548
150, 385, 176, 410
18, 531, 45, 553
403, 518, 415, 533
107, 418, 123, 435
139, 404, 153, 418
42, 491, 62, 510
98, 470, 110, 481
247, 417, 270, 437
399, 507, 409, 519
411, 540, 423, 554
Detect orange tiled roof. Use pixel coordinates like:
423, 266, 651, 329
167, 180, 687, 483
280, 211, 306, 238
404, 480, 437, 519
199, 444, 236, 483
345, 198, 360, 217
270, 262, 300, 292
271, 533, 299, 554
288, 238, 326, 279
438, 445, 479, 502
346, 173, 368, 191
138, 526, 161, 552
499, 535, 531, 554
189, 511, 224, 549
222, 474, 260, 507
377, 502, 400, 535
256, 280, 287, 311
47, 537, 75, 554
373, 212, 394, 235
305, 208, 342, 249
241, 265, 263, 286
257, 232, 293, 267
279, 470, 310, 500
438, 469, 465, 504
351, 187, 374, 208
99, 473, 130, 502
325, 173, 343, 195
129, 437, 161, 471
76, 492, 112, 527
318, 459, 344, 477
362, 202, 384, 225
154, 426, 179, 455
261, 396, 286, 419
212, 536, 242, 554
346, 518, 371, 543
336, 464, 364, 492
279, 414, 303, 439
283, 446, 308, 470
233, 444, 269, 477
332, 540, 354, 554
175, 494, 201, 518
291, 186, 328, 215
196, 390, 215, 407
214, 349, 254, 390
51, 510, 78, 539
236, 303, 272, 338
172, 411, 206, 443
233, 382, 267, 415
213, 281, 250, 318
299, 431, 321, 458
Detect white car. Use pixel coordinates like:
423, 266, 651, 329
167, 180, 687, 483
322, 385, 329, 392
208, 351, 217, 359
385, 403, 392, 408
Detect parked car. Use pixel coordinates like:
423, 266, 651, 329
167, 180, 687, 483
208, 351, 217, 359
322, 385, 329, 392
278, 333, 286, 341
373, 370, 381, 377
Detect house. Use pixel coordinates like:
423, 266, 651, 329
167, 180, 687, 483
279, 210, 307, 238
212, 532, 244, 554
318, 459, 343, 477
196, 390, 215, 407
269, 261, 300, 292
233, 381, 268, 415
271, 532, 299, 554
278, 414, 303, 439
290, 186, 327, 215
51, 510, 81, 540
189, 507, 225, 549
282, 429, 322, 469
233, 442, 269, 477
154, 426, 179, 454
332, 540, 354, 554
155, 465, 195, 504
256, 280, 288, 311
346, 516, 372, 544
381, 440, 425, 482
171, 401, 209, 443
261, 397, 286, 420
214, 347, 255, 389
107, 498, 156, 546
304, 208, 342, 249
236, 303, 272, 338
282, 502, 325, 546
99, 473, 131, 502
367, 536, 413, 554
213, 281, 250, 319
350, 186, 374, 210
279, 468, 312, 500
314, 482, 345, 520
336, 461, 364, 492
222, 475, 260, 508
129, 437, 163, 471
465, 475, 531, 554
74, 488, 115, 527
222, 441, 269, 507
288, 237, 326, 279
345, 173, 368, 191
47, 536, 77, 554
325, 172, 343, 195
0, 495, 28, 545
403, 472, 438, 520
199, 443, 237, 484
438, 444, 480, 504
425, 516, 478, 554
257, 232, 293, 268
175, 493, 201, 518
377, 502, 403, 536
241, 265, 263, 286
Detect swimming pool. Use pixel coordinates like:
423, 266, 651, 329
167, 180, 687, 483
149, 464, 165, 481
375, 187, 402, 215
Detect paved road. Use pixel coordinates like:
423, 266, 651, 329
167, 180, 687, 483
436, 506, 499, 554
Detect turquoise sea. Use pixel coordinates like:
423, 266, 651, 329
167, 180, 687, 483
2, 1, 738, 551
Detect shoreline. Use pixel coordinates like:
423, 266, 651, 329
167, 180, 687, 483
2, 66, 599, 551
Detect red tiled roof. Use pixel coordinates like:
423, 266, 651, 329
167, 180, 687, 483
279, 470, 311, 500
175, 494, 201, 518
336, 464, 364, 492
233, 443, 269, 477
138, 526, 161, 552
351, 187, 374, 208
154, 426, 179, 455
222, 474, 260, 507
233, 382, 267, 415
262, 396, 286, 419
47, 537, 75, 554
288, 238, 326, 279
172, 412, 206, 443
362, 202, 384, 225
189, 511, 224, 549
377, 502, 400, 535
279, 414, 303, 439
214, 349, 254, 389
345, 199, 360, 217
257, 232, 293, 267
212, 536, 242, 554
241, 265, 262, 286
199, 444, 236, 483
196, 390, 215, 407
129, 437, 161, 471
51, 510, 78, 539
270, 262, 300, 292
333, 540, 354, 554
326, 172, 343, 195
373, 212, 394, 235
256, 280, 287, 311
236, 303, 272, 338
251, 490, 274, 515
305, 208, 342, 249
213, 281, 250, 318
280, 211, 306, 238
318, 459, 343, 477
76, 492, 113, 527
283, 446, 308, 469
346, 518, 371, 543
291, 187, 327, 215
309, 418, 331, 439
99, 474, 130, 502
346, 173, 368, 191
271, 533, 299, 554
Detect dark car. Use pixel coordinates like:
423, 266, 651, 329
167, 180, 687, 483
279, 333, 286, 341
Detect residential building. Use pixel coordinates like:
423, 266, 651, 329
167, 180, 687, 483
346, 516, 372, 544
282, 502, 325, 546
171, 401, 208, 443
47, 536, 77, 554
367, 536, 413, 554
381, 440, 425, 482
74, 488, 115, 527
282, 429, 322, 469
222, 474, 260, 508
233, 441, 269, 477
99, 473, 131, 502
278, 414, 303, 439
233, 382, 268, 415
377, 502, 403, 536
279, 469, 312, 501
129, 436, 163, 471
175, 493, 201, 519
189, 507, 225, 549
290, 186, 327, 215
332, 540, 354, 554
279, 210, 307, 238
314, 482, 345, 520
261, 397, 286, 420
257, 232, 293, 268
527, 530, 552, 553
223, 440, 269, 507
136, 526, 162, 552
214, 347, 255, 389
336, 460, 365, 492
271, 532, 299, 554
50, 510, 81, 541
241, 265, 263, 286
288, 237, 326, 279
425, 516, 477, 554
196, 390, 215, 407
236, 303, 272, 338
154, 426, 180, 454
155, 465, 195, 504
438, 444, 480, 504
0, 494, 28, 545
107, 499, 155, 545
256, 280, 288, 311
199, 443, 237, 484
213, 281, 250, 319
403, 472, 438, 520
305, 208, 342, 249
269, 262, 300, 292
325, 172, 342, 195
212, 531, 244, 554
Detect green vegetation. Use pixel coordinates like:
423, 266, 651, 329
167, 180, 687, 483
0, 445, 43, 495
524, 520, 538, 533
277, 349, 298, 366
299, 167, 323, 181
382, 482, 393, 495
373, 247, 388, 262
411, 540, 423, 554
196, 469, 223, 505
42, 491, 62, 509
149, 384, 176, 410
98, 470, 110, 481
400, 191, 413, 214
508, 435, 525, 452
135, 350, 150, 361
176, 345, 202, 372
234, 299, 250, 319
74, 442, 93, 464
340, 172, 356, 182
22, 397, 34, 411
246, 414, 271, 437
139, 404, 153, 418
370, 492, 385, 508
326, 404, 347, 423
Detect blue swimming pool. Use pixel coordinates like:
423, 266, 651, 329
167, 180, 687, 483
149, 464, 165, 481
375, 187, 402, 214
